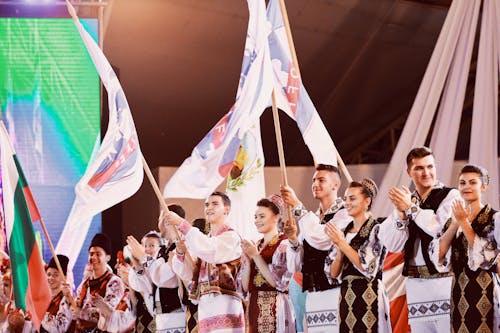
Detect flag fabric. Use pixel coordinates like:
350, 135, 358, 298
0, 121, 51, 330
382, 251, 410, 333
164, 0, 274, 199
56, 1, 144, 269
226, 121, 265, 241
266, 0, 337, 166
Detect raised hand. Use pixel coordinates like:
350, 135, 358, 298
280, 185, 300, 207
241, 239, 259, 258
388, 186, 412, 212
324, 223, 345, 246
126, 235, 146, 262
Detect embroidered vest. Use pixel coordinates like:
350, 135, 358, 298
342, 217, 381, 278
451, 205, 498, 273
402, 186, 453, 276
189, 225, 241, 300
249, 234, 287, 292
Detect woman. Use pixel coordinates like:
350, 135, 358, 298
240, 195, 296, 333
41, 255, 73, 333
430, 164, 499, 332
324, 179, 391, 333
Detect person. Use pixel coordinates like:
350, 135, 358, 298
167, 191, 245, 333
379, 146, 460, 332
430, 164, 500, 332
281, 164, 350, 332
324, 179, 391, 332
127, 204, 187, 333
73, 233, 125, 333
40, 255, 73, 333
240, 195, 296, 333
95, 252, 137, 333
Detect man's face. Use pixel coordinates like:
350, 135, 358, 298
311, 170, 339, 200
88, 246, 110, 271
407, 155, 436, 190
204, 195, 229, 223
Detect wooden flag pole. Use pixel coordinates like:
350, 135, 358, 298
271, 89, 293, 221
141, 154, 194, 267
39, 217, 78, 308
277, 0, 352, 183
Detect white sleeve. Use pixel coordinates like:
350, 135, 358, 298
468, 212, 500, 271
428, 237, 451, 273
378, 210, 409, 252
148, 257, 179, 288
128, 266, 153, 295
411, 189, 460, 238
299, 209, 351, 251
184, 228, 241, 264
172, 252, 194, 282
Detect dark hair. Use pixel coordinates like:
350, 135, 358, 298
348, 178, 378, 209
168, 204, 186, 218
210, 191, 231, 207
459, 164, 489, 185
315, 164, 341, 179
256, 198, 280, 216
192, 218, 210, 235
406, 147, 433, 168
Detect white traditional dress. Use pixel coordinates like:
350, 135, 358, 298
378, 184, 460, 333
40, 291, 73, 333
173, 220, 245, 333
286, 200, 350, 333
430, 205, 500, 332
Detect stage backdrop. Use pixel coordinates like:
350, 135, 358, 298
0, 18, 101, 285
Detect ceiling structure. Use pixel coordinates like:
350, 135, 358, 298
2, 0, 499, 168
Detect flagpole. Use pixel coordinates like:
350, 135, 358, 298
277, 0, 353, 183
141, 154, 194, 267
270, 89, 293, 221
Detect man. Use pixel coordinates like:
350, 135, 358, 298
165, 192, 245, 333
73, 233, 125, 333
281, 164, 350, 333
379, 146, 460, 332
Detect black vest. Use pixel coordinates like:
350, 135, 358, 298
153, 244, 183, 313
402, 186, 453, 276
302, 211, 341, 292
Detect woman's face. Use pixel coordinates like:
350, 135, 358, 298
344, 187, 370, 218
458, 172, 486, 203
254, 206, 279, 234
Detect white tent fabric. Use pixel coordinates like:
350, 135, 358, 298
430, 0, 481, 185
469, 0, 499, 208
372, 0, 471, 216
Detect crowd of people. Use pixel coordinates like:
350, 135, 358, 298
0, 146, 498, 333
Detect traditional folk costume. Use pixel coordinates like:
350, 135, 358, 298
245, 233, 295, 333
128, 243, 185, 333
75, 269, 125, 333
173, 220, 245, 333
379, 183, 460, 333
287, 199, 350, 332
430, 205, 500, 332
41, 255, 73, 333
325, 217, 391, 333
40, 291, 73, 333
97, 289, 135, 333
